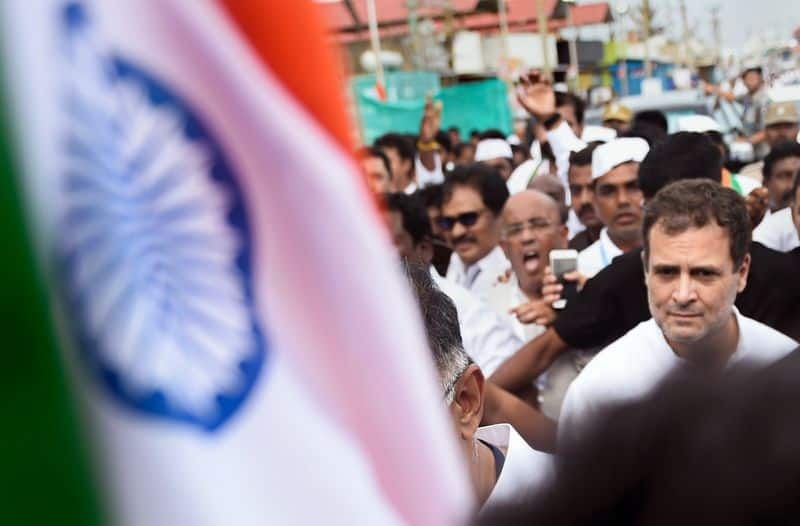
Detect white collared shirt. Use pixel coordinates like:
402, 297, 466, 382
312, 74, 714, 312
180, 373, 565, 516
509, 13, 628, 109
753, 206, 800, 252
477, 423, 554, 513
485, 274, 547, 343
431, 268, 523, 377
485, 275, 597, 420
446, 246, 510, 303
577, 227, 623, 278
559, 308, 798, 444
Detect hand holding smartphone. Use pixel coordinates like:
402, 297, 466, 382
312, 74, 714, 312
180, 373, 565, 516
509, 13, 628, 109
548, 249, 579, 310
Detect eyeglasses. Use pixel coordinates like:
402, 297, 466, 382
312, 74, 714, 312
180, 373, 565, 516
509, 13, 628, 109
503, 218, 553, 238
436, 209, 487, 231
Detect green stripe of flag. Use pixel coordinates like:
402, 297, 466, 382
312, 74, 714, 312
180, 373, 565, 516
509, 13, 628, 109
0, 46, 104, 525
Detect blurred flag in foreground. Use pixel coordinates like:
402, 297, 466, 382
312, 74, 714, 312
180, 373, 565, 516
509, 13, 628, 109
0, 0, 470, 524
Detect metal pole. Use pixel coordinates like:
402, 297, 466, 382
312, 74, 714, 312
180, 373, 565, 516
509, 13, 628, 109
537, 0, 551, 80
366, 0, 385, 92
642, 0, 652, 78
567, 3, 579, 90
498, 0, 510, 61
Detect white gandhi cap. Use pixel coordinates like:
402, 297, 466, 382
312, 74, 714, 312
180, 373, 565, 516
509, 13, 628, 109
676, 115, 722, 133
591, 137, 650, 180
475, 138, 513, 161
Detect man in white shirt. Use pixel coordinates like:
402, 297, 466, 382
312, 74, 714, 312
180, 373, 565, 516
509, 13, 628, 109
488, 190, 593, 419
440, 164, 511, 302
403, 262, 552, 515
559, 180, 798, 443
576, 137, 649, 277
488, 190, 566, 342
751, 142, 800, 252
384, 192, 522, 376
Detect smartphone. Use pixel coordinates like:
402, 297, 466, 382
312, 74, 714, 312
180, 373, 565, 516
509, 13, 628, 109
549, 249, 579, 310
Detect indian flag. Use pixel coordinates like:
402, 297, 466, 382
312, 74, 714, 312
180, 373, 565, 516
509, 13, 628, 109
0, 0, 470, 524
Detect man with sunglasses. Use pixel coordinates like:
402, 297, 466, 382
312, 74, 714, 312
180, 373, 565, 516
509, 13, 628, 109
576, 137, 649, 278
441, 164, 511, 302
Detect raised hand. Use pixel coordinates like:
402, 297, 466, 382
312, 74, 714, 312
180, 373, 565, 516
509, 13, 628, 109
516, 70, 556, 121
419, 92, 442, 144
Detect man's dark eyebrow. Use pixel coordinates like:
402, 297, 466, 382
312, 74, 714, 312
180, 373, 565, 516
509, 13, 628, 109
651, 264, 679, 272
689, 266, 723, 274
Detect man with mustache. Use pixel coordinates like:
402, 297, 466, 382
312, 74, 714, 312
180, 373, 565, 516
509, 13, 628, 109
442, 164, 511, 302
752, 141, 800, 253
762, 141, 800, 213
576, 137, 649, 278
559, 180, 798, 441
565, 144, 603, 252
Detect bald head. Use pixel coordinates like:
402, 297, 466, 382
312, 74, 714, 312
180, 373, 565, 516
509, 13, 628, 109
527, 174, 566, 206
503, 190, 562, 227
500, 190, 569, 297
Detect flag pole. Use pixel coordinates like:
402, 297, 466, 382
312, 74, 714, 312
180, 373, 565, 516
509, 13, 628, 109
366, 0, 386, 100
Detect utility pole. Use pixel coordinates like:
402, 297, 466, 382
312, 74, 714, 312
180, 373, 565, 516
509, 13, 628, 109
536, 0, 551, 80
498, 0, 510, 63
679, 0, 691, 67
565, 0, 580, 91
710, 5, 722, 65
366, 0, 385, 98
642, 0, 652, 78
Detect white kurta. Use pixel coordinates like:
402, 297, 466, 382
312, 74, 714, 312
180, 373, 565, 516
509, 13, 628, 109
446, 245, 510, 303
476, 423, 554, 513
431, 269, 523, 377
577, 227, 623, 278
485, 276, 596, 420
485, 275, 547, 343
753, 206, 800, 252
558, 308, 798, 444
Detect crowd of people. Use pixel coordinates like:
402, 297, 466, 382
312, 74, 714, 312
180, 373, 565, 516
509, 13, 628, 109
358, 66, 800, 519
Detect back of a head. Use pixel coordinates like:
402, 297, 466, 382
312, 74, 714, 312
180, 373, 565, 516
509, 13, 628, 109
634, 110, 668, 134
402, 260, 470, 391
385, 192, 432, 245
374, 133, 415, 162
622, 121, 667, 147
642, 179, 750, 270
568, 143, 599, 168
442, 163, 510, 215
435, 130, 453, 154
638, 132, 722, 200
483, 356, 800, 525
480, 129, 507, 141
763, 140, 800, 181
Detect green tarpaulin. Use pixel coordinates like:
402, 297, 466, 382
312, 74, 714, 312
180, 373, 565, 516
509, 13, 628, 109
352, 74, 513, 145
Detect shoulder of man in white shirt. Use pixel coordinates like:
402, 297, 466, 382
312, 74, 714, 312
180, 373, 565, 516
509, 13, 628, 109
753, 206, 800, 252
477, 423, 554, 512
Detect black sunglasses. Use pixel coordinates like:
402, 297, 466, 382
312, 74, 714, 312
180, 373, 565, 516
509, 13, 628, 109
436, 210, 485, 231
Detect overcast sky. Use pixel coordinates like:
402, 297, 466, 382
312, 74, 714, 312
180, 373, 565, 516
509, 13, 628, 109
590, 0, 800, 52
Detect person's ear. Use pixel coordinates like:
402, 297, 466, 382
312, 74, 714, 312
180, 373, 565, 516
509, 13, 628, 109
736, 253, 751, 293
452, 365, 485, 441
558, 223, 569, 247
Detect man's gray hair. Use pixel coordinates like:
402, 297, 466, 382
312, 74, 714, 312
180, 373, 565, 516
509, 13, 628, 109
403, 261, 473, 403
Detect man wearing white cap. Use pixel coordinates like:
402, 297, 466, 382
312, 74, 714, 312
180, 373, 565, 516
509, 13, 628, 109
474, 136, 514, 181
576, 137, 649, 278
